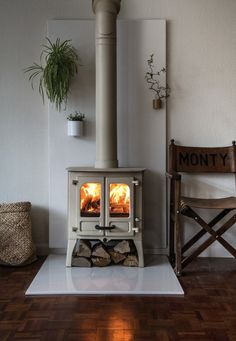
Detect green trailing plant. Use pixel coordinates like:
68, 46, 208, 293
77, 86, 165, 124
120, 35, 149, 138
67, 111, 85, 121
24, 38, 79, 111
145, 53, 170, 100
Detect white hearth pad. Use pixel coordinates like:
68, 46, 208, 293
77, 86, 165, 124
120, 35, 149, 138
26, 254, 184, 296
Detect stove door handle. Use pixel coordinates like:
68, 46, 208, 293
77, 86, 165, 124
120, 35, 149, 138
95, 224, 116, 230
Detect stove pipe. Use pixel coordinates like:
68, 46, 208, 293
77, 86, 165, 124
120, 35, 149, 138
92, 0, 121, 168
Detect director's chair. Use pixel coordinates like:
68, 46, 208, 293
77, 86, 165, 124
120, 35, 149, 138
167, 139, 236, 276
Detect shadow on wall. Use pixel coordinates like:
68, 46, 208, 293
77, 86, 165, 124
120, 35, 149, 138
31, 205, 49, 255
143, 170, 166, 251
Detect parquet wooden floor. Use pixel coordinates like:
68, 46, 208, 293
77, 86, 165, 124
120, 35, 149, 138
0, 257, 236, 341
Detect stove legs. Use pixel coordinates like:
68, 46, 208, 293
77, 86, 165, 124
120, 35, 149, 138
66, 239, 76, 266
133, 240, 144, 267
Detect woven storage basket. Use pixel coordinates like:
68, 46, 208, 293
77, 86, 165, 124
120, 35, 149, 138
0, 202, 36, 266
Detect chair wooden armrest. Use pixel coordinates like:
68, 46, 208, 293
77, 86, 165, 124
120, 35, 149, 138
166, 171, 181, 180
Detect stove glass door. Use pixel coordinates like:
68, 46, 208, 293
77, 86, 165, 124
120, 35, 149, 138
105, 177, 134, 237
77, 177, 105, 236
80, 182, 101, 217
109, 183, 130, 217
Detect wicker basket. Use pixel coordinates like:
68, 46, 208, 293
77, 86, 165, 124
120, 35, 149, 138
0, 202, 36, 266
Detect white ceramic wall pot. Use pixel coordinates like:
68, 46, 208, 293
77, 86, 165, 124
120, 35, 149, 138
67, 121, 83, 137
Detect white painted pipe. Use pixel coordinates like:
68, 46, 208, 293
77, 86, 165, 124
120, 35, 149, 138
92, 0, 121, 168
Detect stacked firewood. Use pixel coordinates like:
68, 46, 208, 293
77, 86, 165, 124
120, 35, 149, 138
72, 239, 139, 267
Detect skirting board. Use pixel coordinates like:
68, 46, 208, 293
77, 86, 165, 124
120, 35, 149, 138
36, 246, 169, 256
36, 245, 235, 258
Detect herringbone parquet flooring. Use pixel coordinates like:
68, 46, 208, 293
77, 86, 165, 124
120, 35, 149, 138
0, 257, 236, 340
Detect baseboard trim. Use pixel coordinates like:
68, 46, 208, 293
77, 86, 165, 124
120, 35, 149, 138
37, 244, 234, 258
144, 248, 169, 255
50, 248, 67, 255
36, 243, 50, 256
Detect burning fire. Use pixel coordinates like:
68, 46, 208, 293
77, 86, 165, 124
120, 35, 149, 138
80, 182, 130, 217
80, 183, 101, 217
110, 183, 130, 217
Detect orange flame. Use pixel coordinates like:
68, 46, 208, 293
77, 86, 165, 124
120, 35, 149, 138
110, 184, 130, 216
80, 182, 130, 218
80, 183, 101, 216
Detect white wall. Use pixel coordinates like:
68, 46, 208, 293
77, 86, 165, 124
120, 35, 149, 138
0, 0, 93, 254
0, 0, 236, 256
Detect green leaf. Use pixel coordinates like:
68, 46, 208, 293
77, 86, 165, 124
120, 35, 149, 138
24, 37, 80, 111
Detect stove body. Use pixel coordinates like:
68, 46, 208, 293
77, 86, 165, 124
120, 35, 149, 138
66, 167, 145, 267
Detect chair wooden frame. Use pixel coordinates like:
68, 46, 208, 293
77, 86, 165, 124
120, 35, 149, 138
167, 139, 236, 276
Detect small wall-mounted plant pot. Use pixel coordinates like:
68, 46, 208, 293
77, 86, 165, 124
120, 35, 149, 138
67, 120, 84, 137
153, 98, 162, 110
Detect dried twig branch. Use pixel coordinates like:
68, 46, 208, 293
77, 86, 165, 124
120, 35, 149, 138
145, 54, 170, 99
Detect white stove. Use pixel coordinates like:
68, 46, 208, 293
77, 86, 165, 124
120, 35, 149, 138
66, 167, 145, 267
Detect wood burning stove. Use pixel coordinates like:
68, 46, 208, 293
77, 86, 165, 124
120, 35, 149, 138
66, 167, 145, 267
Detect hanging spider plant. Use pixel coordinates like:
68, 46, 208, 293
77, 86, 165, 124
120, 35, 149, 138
24, 38, 79, 111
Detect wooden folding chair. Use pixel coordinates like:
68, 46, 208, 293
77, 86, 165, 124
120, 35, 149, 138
167, 139, 236, 276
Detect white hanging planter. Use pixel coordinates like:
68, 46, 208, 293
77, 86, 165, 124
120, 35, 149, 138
67, 120, 84, 137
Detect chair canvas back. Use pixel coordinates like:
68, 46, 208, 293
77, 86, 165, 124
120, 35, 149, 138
169, 140, 236, 173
